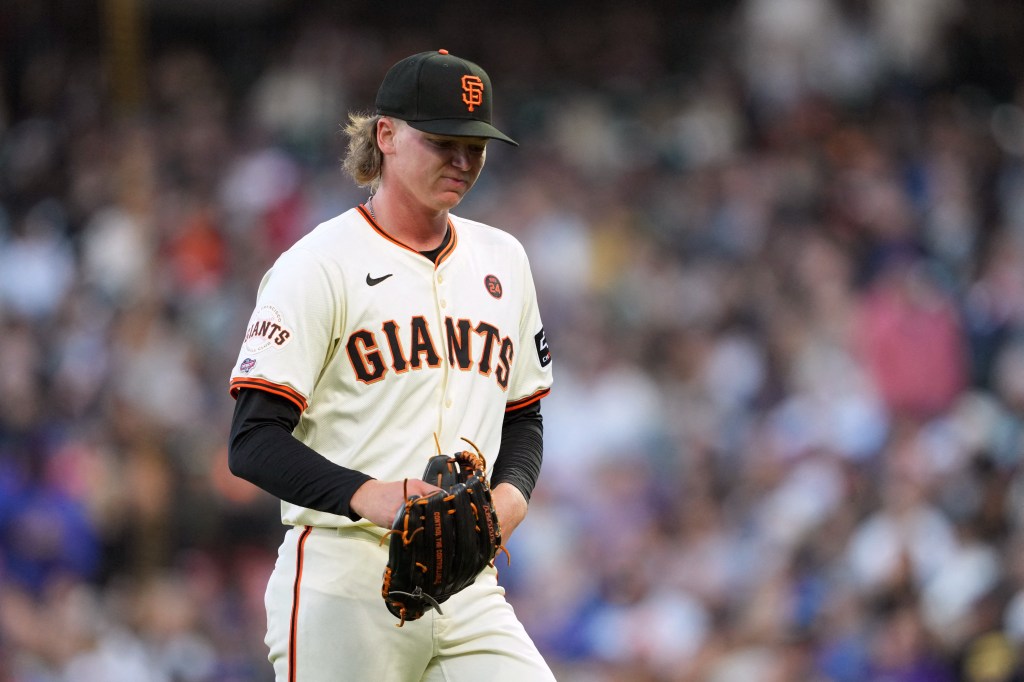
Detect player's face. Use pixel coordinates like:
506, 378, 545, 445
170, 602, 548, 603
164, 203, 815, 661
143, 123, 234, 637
385, 120, 488, 212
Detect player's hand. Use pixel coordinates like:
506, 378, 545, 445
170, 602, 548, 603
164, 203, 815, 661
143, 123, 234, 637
350, 478, 443, 529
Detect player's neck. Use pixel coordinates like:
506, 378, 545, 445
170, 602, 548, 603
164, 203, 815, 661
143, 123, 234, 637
367, 193, 450, 252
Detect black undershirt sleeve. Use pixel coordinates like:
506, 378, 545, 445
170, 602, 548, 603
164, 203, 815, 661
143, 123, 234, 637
228, 389, 373, 521
228, 387, 545, 519
491, 400, 544, 503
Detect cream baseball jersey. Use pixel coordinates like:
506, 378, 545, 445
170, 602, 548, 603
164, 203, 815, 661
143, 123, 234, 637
229, 205, 553, 528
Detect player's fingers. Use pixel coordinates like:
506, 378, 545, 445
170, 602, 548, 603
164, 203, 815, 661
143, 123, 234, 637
402, 479, 443, 497
353, 479, 446, 527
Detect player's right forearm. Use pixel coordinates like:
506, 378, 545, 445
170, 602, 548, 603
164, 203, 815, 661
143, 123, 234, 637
229, 388, 372, 520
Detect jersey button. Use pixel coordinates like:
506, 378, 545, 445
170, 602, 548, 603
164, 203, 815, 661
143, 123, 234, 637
440, 299, 447, 308
445, 398, 453, 408
437, 274, 444, 283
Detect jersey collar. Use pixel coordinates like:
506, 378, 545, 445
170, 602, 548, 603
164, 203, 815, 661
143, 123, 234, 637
357, 203, 458, 266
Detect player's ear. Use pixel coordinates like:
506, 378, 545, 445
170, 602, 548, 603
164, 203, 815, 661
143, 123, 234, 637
377, 116, 400, 155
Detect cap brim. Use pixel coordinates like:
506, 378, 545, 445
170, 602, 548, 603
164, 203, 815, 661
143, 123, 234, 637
406, 119, 518, 146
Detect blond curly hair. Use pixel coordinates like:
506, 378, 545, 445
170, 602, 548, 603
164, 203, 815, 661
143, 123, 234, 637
342, 113, 384, 191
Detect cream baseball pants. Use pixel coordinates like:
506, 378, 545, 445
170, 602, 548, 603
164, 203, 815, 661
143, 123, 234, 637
264, 525, 556, 681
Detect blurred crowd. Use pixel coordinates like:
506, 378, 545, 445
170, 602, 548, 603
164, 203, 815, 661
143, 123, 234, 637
2, 0, 1024, 680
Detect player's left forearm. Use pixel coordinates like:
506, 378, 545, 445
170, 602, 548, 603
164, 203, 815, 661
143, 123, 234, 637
491, 482, 529, 539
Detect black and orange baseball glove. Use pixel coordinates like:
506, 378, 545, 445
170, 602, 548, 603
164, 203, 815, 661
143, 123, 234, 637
381, 441, 505, 626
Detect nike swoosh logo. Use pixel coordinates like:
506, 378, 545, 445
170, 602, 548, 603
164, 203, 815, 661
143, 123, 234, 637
366, 273, 393, 286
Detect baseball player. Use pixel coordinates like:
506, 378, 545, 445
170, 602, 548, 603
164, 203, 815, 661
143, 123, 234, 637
227, 49, 555, 681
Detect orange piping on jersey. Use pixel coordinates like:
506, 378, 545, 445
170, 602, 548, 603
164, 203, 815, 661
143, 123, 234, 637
289, 526, 313, 682
357, 204, 414, 254
505, 387, 550, 412
357, 204, 459, 263
229, 377, 308, 412
434, 219, 458, 266
356, 203, 372, 223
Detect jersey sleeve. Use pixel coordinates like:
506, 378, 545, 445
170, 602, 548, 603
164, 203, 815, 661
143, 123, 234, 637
229, 246, 342, 412
506, 249, 553, 411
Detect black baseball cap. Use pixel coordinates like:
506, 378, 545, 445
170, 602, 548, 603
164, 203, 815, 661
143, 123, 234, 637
375, 49, 518, 146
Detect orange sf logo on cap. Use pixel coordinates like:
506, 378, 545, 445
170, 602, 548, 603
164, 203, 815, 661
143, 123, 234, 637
461, 75, 484, 112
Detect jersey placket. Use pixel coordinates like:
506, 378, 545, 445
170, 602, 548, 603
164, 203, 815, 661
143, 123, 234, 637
431, 257, 455, 440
